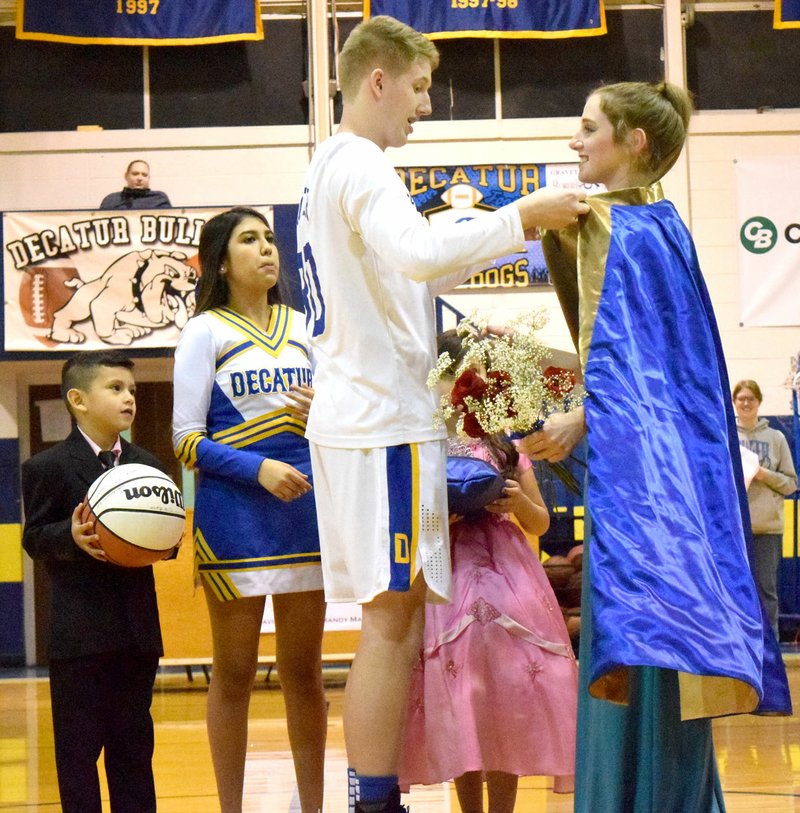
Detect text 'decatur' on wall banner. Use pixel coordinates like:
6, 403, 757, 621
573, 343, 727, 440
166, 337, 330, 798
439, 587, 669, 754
399, 163, 600, 291
2, 206, 271, 353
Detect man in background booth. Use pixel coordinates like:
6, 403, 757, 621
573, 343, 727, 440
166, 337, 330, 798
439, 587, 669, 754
99, 160, 172, 210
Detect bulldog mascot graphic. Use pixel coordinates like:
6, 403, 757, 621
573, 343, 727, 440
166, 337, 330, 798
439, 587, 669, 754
44, 249, 198, 345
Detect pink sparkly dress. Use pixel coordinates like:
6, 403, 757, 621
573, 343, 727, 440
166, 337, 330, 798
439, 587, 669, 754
399, 442, 578, 787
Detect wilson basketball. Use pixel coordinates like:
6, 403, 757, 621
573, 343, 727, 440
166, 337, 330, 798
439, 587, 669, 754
82, 463, 185, 567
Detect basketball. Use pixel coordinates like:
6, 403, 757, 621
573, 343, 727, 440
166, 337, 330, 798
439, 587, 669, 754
82, 463, 185, 567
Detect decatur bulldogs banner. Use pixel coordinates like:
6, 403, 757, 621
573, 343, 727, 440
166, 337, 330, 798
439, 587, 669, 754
399, 163, 600, 290
2, 206, 271, 353
16, 0, 263, 46
735, 157, 800, 327
775, 0, 800, 28
364, 0, 606, 39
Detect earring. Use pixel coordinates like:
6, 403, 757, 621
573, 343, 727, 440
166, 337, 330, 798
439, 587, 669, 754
219, 265, 226, 275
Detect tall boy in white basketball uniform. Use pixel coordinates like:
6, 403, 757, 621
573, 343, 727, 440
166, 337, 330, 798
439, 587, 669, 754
296, 15, 588, 813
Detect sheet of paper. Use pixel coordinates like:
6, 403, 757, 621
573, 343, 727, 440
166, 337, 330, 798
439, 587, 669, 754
740, 445, 760, 490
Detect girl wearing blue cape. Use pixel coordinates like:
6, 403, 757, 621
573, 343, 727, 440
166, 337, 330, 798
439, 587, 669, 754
520, 81, 792, 812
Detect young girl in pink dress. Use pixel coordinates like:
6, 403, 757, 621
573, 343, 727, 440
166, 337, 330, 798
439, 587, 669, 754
399, 330, 578, 813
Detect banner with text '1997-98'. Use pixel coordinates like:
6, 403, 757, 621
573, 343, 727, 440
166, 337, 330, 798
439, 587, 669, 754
364, 0, 606, 39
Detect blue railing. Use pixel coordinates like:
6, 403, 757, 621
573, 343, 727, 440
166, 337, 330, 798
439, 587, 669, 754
434, 297, 465, 334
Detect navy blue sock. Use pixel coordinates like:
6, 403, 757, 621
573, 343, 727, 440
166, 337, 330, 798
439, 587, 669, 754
356, 773, 398, 804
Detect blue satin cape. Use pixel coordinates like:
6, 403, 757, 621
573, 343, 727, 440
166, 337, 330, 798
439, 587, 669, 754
542, 190, 790, 812
583, 197, 790, 717
544, 189, 790, 719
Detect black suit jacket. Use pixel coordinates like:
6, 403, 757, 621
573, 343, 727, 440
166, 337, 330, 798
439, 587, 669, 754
99, 188, 172, 210
21, 427, 165, 661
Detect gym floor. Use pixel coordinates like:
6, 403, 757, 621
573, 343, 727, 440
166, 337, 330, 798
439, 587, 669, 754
1, 655, 799, 812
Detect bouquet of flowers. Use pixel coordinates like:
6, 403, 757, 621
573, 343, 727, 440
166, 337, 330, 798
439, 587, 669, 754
428, 311, 585, 492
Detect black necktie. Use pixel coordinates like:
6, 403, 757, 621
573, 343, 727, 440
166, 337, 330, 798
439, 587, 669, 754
98, 450, 116, 470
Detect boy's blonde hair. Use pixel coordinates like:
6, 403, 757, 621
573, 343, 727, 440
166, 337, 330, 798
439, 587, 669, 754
339, 15, 439, 102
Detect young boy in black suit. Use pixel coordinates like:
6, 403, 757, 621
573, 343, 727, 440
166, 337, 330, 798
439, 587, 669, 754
21, 350, 170, 813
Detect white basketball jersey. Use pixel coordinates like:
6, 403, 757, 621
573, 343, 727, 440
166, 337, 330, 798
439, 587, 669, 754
297, 133, 524, 449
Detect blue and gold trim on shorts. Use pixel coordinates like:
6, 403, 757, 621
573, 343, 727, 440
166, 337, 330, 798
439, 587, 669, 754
194, 528, 321, 601
210, 407, 306, 447
386, 443, 420, 592
175, 408, 307, 469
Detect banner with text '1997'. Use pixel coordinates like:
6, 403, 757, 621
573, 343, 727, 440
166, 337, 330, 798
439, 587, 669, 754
16, 0, 263, 46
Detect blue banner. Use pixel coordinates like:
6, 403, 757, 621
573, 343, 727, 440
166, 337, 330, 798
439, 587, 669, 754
16, 0, 263, 46
775, 0, 800, 28
399, 163, 599, 290
365, 0, 606, 39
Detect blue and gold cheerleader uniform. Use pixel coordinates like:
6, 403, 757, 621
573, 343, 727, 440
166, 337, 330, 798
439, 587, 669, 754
172, 304, 322, 600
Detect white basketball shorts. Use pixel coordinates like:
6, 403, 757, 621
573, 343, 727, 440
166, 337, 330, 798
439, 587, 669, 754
309, 440, 452, 604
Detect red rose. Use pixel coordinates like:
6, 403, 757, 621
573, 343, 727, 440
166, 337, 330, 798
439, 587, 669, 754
451, 368, 488, 408
486, 370, 516, 417
486, 369, 512, 395
462, 411, 486, 438
543, 366, 576, 396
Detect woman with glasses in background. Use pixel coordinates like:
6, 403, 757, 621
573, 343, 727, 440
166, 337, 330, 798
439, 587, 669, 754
734, 379, 798, 639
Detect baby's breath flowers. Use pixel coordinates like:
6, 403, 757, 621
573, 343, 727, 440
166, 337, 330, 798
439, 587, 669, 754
429, 311, 583, 440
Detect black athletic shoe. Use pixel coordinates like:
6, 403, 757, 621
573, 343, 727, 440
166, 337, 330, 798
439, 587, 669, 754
354, 785, 408, 813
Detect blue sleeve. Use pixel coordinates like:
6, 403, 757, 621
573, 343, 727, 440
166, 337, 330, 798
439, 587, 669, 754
194, 436, 263, 483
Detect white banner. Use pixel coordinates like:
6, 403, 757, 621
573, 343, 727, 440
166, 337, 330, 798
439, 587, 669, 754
2, 206, 271, 352
261, 598, 362, 634
735, 158, 800, 327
